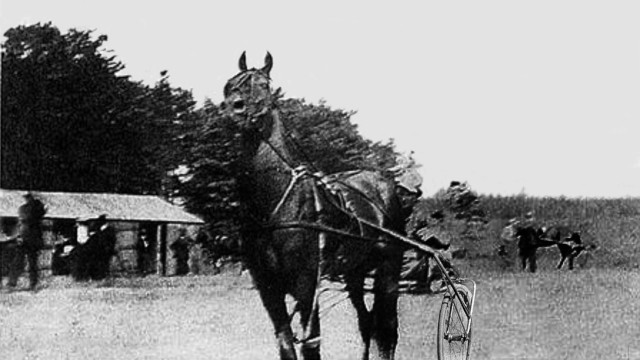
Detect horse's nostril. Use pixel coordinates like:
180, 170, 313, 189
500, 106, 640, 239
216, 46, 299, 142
233, 100, 245, 111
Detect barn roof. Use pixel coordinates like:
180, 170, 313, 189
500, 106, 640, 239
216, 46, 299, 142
0, 189, 204, 224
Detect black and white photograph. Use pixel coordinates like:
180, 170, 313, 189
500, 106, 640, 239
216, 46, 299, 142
1, 1, 640, 359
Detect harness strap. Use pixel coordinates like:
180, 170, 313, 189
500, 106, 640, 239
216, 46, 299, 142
294, 335, 321, 348
270, 165, 309, 219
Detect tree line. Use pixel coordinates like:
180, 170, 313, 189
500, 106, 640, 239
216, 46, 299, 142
1, 23, 400, 243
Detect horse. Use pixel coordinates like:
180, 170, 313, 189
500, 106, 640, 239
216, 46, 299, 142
220, 52, 411, 360
539, 226, 597, 270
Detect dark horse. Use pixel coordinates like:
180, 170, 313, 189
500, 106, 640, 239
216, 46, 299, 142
221, 52, 410, 360
539, 226, 597, 270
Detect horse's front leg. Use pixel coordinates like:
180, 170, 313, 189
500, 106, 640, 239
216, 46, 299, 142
299, 306, 321, 360
370, 250, 402, 360
557, 256, 566, 269
253, 276, 297, 360
293, 275, 322, 360
346, 274, 372, 360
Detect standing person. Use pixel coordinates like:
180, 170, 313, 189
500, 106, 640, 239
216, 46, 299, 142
94, 215, 117, 279
8, 192, 47, 291
523, 211, 537, 229
70, 217, 93, 281
136, 228, 152, 275
83, 214, 117, 280
170, 229, 191, 276
0, 218, 20, 288
188, 231, 204, 275
498, 218, 519, 269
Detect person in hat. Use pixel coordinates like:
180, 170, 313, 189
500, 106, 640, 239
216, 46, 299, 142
523, 211, 537, 228
387, 151, 423, 216
188, 230, 205, 275
500, 218, 519, 243
136, 228, 153, 275
0, 218, 20, 288
497, 218, 520, 269
8, 192, 47, 290
70, 216, 92, 280
170, 229, 192, 276
91, 214, 116, 279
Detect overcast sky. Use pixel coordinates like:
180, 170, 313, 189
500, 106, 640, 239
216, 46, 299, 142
2, 1, 640, 198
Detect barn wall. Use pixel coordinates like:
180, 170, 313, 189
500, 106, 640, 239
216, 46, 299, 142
111, 222, 139, 273
113, 222, 202, 276
25, 219, 201, 277
39, 220, 56, 274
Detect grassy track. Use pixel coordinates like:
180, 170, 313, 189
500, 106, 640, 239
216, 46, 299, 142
2, 268, 639, 360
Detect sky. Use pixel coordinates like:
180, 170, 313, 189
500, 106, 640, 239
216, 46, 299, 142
2, 1, 640, 198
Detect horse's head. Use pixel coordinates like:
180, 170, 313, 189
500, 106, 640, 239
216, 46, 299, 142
222, 52, 275, 136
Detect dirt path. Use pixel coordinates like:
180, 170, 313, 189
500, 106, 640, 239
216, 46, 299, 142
2, 269, 639, 359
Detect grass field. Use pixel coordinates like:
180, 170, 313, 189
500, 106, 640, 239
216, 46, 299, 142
2, 266, 639, 360
2, 195, 640, 359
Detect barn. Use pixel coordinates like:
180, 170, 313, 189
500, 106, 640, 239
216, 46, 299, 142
0, 189, 204, 277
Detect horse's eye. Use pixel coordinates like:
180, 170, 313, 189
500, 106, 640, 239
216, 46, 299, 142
233, 100, 245, 110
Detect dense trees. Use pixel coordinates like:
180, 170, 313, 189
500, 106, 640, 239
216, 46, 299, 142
1, 23, 195, 194
1, 22, 401, 243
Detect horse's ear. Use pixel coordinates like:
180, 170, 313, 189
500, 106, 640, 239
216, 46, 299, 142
239, 51, 248, 72
262, 52, 273, 76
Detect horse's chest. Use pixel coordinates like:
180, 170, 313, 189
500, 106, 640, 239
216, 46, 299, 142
243, 172, 315, 221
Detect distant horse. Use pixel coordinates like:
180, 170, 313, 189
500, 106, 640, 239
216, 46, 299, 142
221, 52, 410, 360
539, 226, 597, 270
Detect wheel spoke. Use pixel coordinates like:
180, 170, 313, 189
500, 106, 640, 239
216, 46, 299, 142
438, 285, 473, 360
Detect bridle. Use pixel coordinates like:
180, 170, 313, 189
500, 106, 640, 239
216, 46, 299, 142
224, 70, 273, 124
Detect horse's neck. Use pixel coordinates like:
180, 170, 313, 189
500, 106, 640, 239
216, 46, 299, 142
253, 111, 296, 172
241, 111, 298, 215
